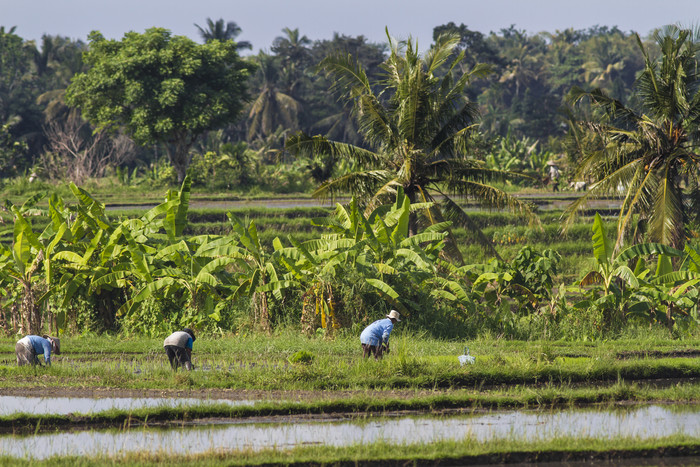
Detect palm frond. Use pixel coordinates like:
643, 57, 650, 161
438, 194, 500, 259
313, 170, 392, 201
318, 52, 372, 100
648, 162, 685, 248
442, 179, 540, 228
417, 189, 464, 263
285, 133, 383, 167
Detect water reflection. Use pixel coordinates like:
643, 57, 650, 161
0, 395, 254, 415
1, 405, 698, 459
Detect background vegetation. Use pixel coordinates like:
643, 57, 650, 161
1, 19, 700, 343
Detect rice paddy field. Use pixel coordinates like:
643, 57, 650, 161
0, 331, 698, 465
1, 191, 699, 465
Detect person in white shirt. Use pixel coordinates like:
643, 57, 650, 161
163, 328, 196, 371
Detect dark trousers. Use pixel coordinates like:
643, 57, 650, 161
362, 343, 385, 360
165, 345, 192, 370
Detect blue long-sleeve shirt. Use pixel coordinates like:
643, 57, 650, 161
19, 335, 53, 365
360, 318, 394, 346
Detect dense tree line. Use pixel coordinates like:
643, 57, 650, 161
4, 22, 700, 340
0, 20, 648, 185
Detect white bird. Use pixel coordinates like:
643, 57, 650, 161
458, 347, 475, 366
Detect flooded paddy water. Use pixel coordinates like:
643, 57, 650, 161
0, 404, 698, 460
0, 395, 256, 415
105, 193, 622, 212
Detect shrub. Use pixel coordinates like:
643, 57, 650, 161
288, 350, 314, 365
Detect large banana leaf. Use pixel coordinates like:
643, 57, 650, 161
393, 248, 433, 271
591, 213, 613, 270
432, 276, 470, 302
365, 278, 399, 299
612, 265, 639, 288
653, 270, 700, 285
374, 263, 398, 275
617, 243, 683, 261
389, 194, 410, 246
683, 245, 700, 273
399, 231, 447, 247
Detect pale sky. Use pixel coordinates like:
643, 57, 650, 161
3, 0, 700, 52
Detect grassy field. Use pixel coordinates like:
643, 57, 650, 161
1, 332, 698, 394
5, 436, 696, 467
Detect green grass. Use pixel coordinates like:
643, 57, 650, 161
0, 333, 698, 393
3, 435, 699, 466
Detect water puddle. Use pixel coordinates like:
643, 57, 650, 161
1, 404, 698, 459
0, 395, 256, 415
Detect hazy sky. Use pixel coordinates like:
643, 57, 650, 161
3, 0, 700, 52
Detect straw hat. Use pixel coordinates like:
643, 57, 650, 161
386, 310, 401, 321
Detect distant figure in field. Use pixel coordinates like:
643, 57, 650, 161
16, 335, 61, 366
547, 161, 561, 192
360, 310, 400, 360
163, 328, 196, 371
570, 181, 587, 192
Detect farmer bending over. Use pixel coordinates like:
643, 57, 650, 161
360, 310, 400, 360
164, 328, 196, 371
16, 335, 61, 366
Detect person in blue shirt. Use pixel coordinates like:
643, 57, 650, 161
360, 310, 400, 359
163, 328, 196, 371
15, 335, 61, 366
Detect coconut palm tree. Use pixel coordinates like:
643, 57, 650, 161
286, 31, 539, 260
247, 53, 302, 143
272, 27, 312, 67
194, 18, 252, 51
565, 25, 700, 251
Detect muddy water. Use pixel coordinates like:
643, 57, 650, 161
0, 395, 256, 415
1, 405, 698, 460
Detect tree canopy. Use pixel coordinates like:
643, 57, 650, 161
565, 25, 700, 251
66, 27, 255, 182
286, 31, 539, 260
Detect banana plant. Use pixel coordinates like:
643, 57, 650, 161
84, 176, 231, 330
0, 207, 46, 334
574, 212, 683, 326
118, 235, 241, 330
581, 213, 682, 295
273, 234, 347, 333
0, 194, 74, 334
227, 213, 292, 333
275, 189, 449, 331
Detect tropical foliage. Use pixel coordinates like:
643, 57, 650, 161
572, 212, 700, 332
0, 20, 650, 190
65, 28, 255, 183
286, 31, 539, 259
4, 20, 700, 342
565, 26, 700, 251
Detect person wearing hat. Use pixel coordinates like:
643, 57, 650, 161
360, 310, 400, 360
15, 335, 60, 366
163, 328, 196, 371
547, 161, 561, 192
